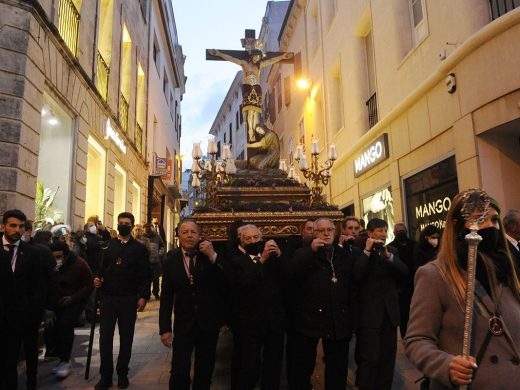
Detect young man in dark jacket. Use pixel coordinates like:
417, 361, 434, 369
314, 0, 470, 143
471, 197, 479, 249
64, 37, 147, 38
94, 212, 150, 390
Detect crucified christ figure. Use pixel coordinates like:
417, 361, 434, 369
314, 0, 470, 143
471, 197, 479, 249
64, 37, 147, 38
207, 48, 293, 143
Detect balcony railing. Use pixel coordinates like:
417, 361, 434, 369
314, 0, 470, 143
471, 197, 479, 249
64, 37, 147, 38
96, 51, 110, 101
58, 0, 80, 56
366, 92, 378, 128
490, 0, 519, 20
135, 123, 143, 155
119, 93, 129, 132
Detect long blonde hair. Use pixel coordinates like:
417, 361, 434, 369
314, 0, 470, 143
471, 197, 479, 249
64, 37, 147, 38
436, 190, 520, 307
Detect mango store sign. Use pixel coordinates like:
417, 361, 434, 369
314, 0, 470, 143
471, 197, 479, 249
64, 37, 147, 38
354, 133, 389, 177
104, 119, 127, 154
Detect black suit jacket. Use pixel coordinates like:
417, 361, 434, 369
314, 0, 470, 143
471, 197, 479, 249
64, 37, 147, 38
159, 248, 229, 335
507, 241, 520, 270
285, 244, 357, 340
11, 241, 57, 316
354, 246, 408, 328
0, 249, 15, 325
231, 252, 287, 335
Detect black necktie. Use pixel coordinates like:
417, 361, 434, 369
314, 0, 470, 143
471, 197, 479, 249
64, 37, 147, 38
5, 244, 15, 267
186, 252, 195, 285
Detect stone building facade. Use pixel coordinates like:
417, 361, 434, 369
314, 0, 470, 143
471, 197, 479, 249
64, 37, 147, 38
0, 0, 184, 237
268, 0, 520, 239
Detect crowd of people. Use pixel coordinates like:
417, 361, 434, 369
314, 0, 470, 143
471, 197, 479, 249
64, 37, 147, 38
1, 187, 520, 389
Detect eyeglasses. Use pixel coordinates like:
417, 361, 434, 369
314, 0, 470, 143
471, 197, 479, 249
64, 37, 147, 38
315, 228, 335, 234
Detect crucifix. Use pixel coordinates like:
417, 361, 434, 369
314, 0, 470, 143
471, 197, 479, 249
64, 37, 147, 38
207, 29, 294, 144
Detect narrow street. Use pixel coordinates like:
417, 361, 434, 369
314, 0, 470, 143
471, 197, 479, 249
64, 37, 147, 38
18, 299, 422, 390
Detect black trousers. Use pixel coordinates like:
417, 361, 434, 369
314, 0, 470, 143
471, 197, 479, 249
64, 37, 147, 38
236, 330, 284, 390
150, 263, 162, 297
0, 310, 42, 390
99, 295, 138, 379
169, 325, 219, 390
45, 302, 84, 362
356, 318, 397, 390
288, 332, 350, 390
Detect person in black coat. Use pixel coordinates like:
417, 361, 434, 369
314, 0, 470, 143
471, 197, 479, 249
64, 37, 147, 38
388, 223, 416, 338
159, 219, 229, 390
354, 218, 409, 390
94, 212, 150, 390
413, 225, 440, 270
231, 224, 286, 390
504, 209, 520, 268
0, 209, 57, 390
285, 217, 358, 390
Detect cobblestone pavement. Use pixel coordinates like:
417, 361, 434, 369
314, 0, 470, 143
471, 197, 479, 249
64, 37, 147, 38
18, 299, 422, 389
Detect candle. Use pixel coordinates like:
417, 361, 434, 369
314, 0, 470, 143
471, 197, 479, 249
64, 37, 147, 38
299, 154, 308, 170
191, 160, 201, 173
191, 174, 200, 188
225, 159, 237, 174
296, 145, 304, 160
223, 144, 232, 160
279, 159, 287, 172
287, 166, 295, 179
311, 138, 319, 155
208, 138, 218, 154
192, 142, 202, 159
328, 144, 338, 160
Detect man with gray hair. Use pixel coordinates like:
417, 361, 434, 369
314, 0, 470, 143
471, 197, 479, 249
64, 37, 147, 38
285, 217, 358, 389
504, 209, 520, 267
232, 224, 286, 389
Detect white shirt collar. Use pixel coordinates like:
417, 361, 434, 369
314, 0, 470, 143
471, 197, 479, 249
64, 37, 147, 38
2, 236, 19, 248
506, 233, 519, 248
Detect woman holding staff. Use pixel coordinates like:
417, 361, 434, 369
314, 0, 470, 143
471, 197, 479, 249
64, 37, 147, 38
405, 188, 520, 389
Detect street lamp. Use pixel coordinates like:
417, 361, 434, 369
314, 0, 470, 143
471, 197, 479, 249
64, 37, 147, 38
294, 138, 338, 205
191, 139, 236, 207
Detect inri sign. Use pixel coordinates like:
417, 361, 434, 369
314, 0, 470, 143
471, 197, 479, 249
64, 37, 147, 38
353, 134, 389, 177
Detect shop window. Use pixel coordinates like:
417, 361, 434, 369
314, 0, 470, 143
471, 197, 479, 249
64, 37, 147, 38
404, 156, 458, 240
131, 181, 141, 223
85, 136, 106, 221
37, 92, 74, 225
361, 187, 395, 243
114, 164, 127, 220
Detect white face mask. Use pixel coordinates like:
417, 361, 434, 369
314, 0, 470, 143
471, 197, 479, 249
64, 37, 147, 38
56, 259, 63, 269
88, 226, 97, 234
80, 236, 87, 245
21, 235, 31, 242
427, 238, 439, 248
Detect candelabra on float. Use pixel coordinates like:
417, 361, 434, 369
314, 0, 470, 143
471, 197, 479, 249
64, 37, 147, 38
293, 138, 337, 205
191, 139, 236, 207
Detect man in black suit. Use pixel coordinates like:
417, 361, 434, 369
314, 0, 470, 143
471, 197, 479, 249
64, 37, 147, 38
285, 218, 358, 389
232, 224, 286, 390
0, 209, 57, 390
94, 212, 150, 390
504, 209, 520, 268
159, 219, 228, 390
355, 218, 408, 390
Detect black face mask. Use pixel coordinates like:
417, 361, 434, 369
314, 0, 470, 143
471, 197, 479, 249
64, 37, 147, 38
478, 226, 500, 253
395, 232, 408, 243
118, 224, 132, 237
244, 241, 264, 255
